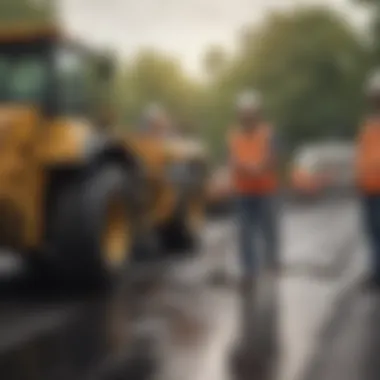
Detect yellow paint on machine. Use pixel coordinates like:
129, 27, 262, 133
37, 118, 93, 165
0, 106, 94, 250
124, 134, 178, 224
0, 106, 45, 249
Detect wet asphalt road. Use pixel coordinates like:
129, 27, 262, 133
301, 278, 380, 380
0, 197, 365, 380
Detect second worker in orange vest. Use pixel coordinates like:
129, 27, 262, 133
228, 91, 280, 284
356, 71, 380, 289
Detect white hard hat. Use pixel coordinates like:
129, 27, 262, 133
144, 102, 165, 120
365, 70, 380, 95
235, 90, 262, 111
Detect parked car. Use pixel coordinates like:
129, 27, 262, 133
289, 142, 355, 202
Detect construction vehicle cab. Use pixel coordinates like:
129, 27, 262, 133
0, 26, 135, 286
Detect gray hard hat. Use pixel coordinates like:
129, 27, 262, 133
235, 90, 262, 112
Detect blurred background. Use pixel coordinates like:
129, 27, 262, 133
0, 1, 379, 380
1, 0, 374, 161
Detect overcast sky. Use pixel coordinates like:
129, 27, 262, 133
59, 0, 369, 75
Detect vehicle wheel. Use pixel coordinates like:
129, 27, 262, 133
162, 195, 205, 253
49, 165, 133, 288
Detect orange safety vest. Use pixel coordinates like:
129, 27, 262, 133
356, 116, 380, 194
228, 124, 278, 195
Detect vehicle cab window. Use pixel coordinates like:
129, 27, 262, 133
54, 47, 91, 116
11, 58, 46, 102
0, 49, 49, 105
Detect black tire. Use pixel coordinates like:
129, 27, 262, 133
48, 165, 132, 288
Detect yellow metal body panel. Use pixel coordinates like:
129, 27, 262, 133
0, 107, 94, 250
37, 119, 92, 165
125, 135, 176, 224
126, 135, 167, 175
0, 106, 45, 249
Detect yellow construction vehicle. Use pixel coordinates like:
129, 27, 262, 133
0, 25, 139, 286
124, 131, 208, 257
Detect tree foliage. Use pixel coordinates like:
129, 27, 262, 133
202, 45, 228, 82
117, 49, 204, 132
354, 0, 380, 66
218, 8, 368, 146
0, 0, 55, 25
1, 2, 371, 162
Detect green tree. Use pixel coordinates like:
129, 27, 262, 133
0, 0, 56, 25
221, 7, 368, 146
202, 45, 228, 83
118, 49, 202, 133
354, 0, 380, 66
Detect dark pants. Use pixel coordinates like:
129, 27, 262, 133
362, 195, 380, 277
236, 194, 279, 275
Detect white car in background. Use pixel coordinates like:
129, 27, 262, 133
289, 141, 356, 201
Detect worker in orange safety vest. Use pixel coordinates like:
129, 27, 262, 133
356, 70, 380, 289
228, 91, 281, 285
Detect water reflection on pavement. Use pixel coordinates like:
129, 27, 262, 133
0, 198, 362, 380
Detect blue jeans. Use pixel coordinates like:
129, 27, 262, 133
236, 194, 279, 275
362, 195, 380, 277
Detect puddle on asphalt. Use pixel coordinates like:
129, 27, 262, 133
0, 255, 279, 380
